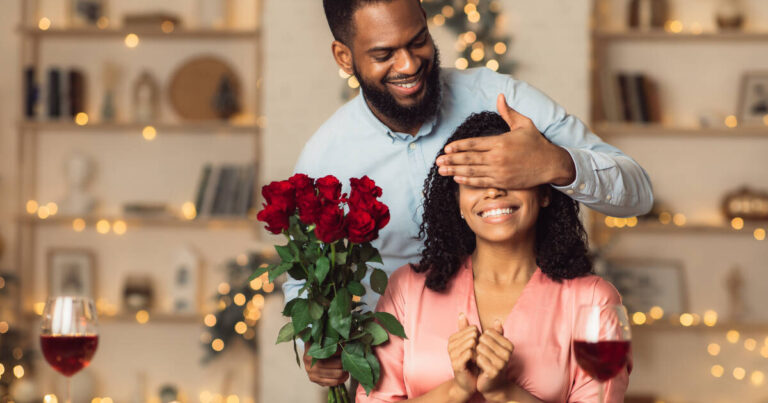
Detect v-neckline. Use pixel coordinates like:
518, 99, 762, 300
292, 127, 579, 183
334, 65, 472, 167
463, 256, 539, 333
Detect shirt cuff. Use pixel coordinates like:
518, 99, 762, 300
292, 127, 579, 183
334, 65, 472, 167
551, 146, 586, 195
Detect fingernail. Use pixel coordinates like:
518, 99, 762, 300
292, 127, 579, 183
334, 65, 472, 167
459, 312, 465, 319
445, 146, 453, 153
495, 319, 501, 326
436, 157, 444, 165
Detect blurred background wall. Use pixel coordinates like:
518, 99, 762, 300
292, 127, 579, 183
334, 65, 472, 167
0, 0, 767, 402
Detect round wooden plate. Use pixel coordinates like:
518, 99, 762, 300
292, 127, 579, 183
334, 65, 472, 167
168, 56, 241, 120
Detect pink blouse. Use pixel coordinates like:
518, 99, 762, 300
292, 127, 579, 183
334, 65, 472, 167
356, 258, 631, 403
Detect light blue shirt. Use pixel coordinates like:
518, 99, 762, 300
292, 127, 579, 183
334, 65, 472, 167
286, 67, 653, 309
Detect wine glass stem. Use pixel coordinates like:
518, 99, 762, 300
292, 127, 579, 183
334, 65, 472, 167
598, 381, 604, 403
66, 377, 72, 403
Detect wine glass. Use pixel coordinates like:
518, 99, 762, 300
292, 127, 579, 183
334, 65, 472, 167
573, 304, 631, 403
40, 296, 99, 403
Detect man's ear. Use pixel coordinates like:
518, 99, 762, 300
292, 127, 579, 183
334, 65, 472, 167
332, 40, 354, 76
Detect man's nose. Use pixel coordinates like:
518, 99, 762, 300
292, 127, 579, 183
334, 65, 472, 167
393, 49, 420, 76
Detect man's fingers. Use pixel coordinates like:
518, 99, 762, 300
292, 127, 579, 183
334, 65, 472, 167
309, 373, 349, 387
443, 137, 494, 154
438, 164, 492, 179
453, 176, 494, 188
436, 151, 487, 167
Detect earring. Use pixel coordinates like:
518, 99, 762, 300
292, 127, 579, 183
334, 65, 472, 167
460, 212, 464, 219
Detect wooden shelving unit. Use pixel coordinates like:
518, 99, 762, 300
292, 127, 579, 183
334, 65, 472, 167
19, 120, 261, 135
19, 27, 260, 39
594, 123, 768, 138
594, 29, 768, 42
17, 214, 257, 229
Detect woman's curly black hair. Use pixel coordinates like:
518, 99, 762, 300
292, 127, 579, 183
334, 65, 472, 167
414, 111, 593, 292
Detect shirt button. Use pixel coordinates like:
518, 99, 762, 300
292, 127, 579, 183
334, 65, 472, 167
566, 189, 575, 195
578, 183, 586, 191
409, 143, 417, 150
605, 194, 612, 201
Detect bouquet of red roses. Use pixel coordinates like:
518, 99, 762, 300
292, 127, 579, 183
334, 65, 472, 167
253, 173, 406, 402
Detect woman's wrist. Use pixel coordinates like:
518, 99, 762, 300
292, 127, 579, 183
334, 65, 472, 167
447, 379, 473, 403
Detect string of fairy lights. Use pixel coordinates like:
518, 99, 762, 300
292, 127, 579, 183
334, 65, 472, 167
340, 0, 515, 89
603, 213, 767, 242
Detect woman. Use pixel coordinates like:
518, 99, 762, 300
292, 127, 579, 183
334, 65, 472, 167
356, 112, 630, 402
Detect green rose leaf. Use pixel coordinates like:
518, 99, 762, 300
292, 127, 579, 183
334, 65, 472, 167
276, 322, 295, 344
311, 318, 325, 343
270, 261, 294, 283
374, 312, 406, 339
283, 298, 300, 316
341, 348, 373, 388
329, 288, 352, 339
288, 264, 307, 280
309, 301, 324, 321
315, 256, 330, 284
275, 244, 295, 263
370, 268, 388, 295
364, 321, 389, 346
291, 299, 311, 332
288, 217, 308, 242
354, 262, 367, 282
365, 350, 382, 389
308, 337, 339, 360
248, 264, 270, 281
335, 251, 348, 265
347, 281, 366, 296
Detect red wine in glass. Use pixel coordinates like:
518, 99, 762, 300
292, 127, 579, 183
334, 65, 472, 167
573, 304, 631, 403
573, 340, 630, 382
40, 334, 99, 376
40, 296, 99, 403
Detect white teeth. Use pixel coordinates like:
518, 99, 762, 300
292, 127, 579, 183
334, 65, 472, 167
394, 81, 417, 89
480, 208, 516, 218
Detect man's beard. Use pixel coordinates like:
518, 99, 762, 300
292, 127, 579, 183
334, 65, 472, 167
354, 47, 442, 130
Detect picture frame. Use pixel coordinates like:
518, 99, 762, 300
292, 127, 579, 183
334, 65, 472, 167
48, 249, 96, 299
601, 258, 688, 315
738, 71, 768, 127
69, 0, 107, 27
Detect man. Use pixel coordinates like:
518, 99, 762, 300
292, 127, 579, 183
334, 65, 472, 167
287, 0, 652, 392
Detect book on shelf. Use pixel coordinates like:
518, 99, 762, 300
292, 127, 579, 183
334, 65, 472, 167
193, 163, 256, 218
601, 72, 662, 125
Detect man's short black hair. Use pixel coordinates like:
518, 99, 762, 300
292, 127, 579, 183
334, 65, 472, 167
322, 0, 404, 45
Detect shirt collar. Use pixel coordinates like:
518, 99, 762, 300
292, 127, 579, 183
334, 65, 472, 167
354, 89, 441, 143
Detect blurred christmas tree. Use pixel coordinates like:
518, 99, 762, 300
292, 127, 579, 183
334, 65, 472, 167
421, 0, 516, 73
0, 273, 35, 402
201, 251, 279, 362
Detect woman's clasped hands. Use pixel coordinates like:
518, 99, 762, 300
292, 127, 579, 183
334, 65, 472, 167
447, 313, 516, 403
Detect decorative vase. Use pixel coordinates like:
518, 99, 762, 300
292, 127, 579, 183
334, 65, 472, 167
716, 0, 745, 30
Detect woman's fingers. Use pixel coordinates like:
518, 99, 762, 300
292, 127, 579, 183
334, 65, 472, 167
480, 329, 514, 355
476, 353, 500, 380
449, 336, 478, 361
476, 342, 507, 369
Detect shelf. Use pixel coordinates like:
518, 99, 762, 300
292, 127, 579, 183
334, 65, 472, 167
18, 215, 257, 230
19, 120, 261, 135
604, 220, 768, 236
19, 27, 260, 39
100, 312, 204, 324
633, 321, 768, 332
24, 311, 203, 324
594, 123, 768, 138
594, 30, 768, 42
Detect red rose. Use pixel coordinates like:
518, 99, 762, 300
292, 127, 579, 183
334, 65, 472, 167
289, 173, 315, 197
346, 209, 378, 243
369, 200, 390, 230
314, 204, 346, 243
297, 193, 322, 224
350, 176, 382, 197
256, 204, 290, 234
262, 180, 296, 212
349, 176, 382, 211
316, 175, 342, 203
